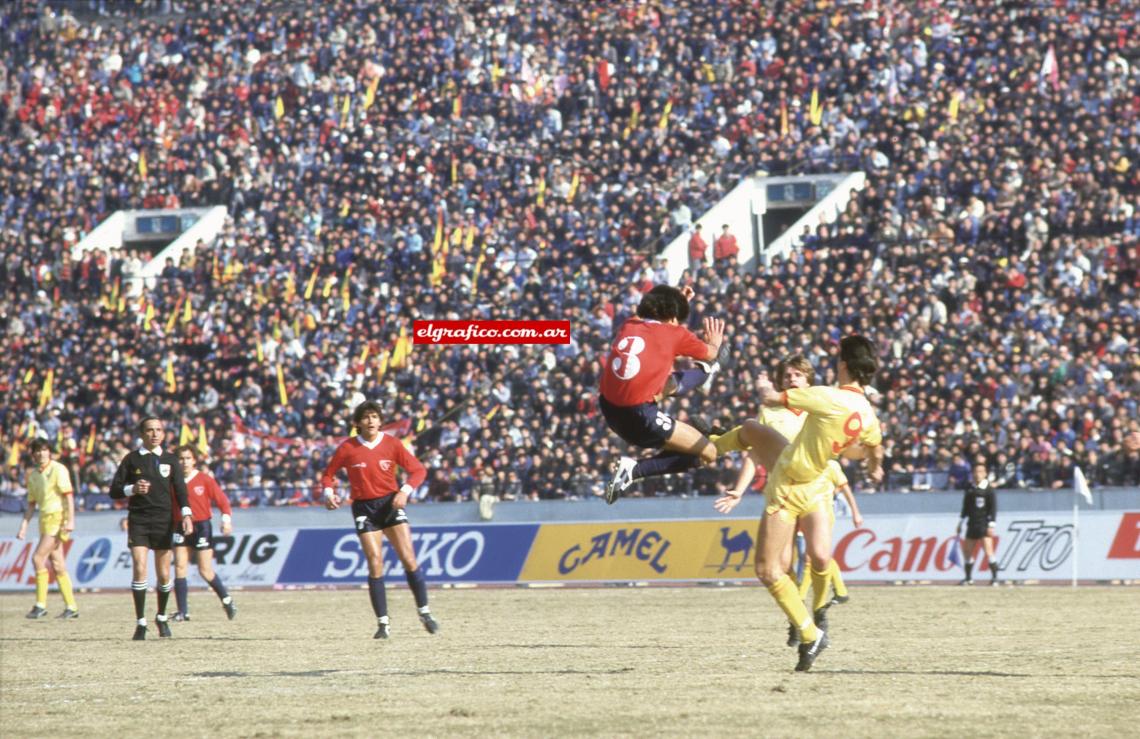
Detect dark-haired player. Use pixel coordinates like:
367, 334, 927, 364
109, 417, 194, 640
171, 445, 237, 622
600, 284, 727, 503
319, 400, 435, 639
957, 460, 1000, 586
16, 439, 79, 619
715, 335, 884, 671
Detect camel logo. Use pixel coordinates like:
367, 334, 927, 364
715, 526, 754, 572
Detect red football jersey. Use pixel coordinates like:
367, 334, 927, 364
320, 433, 428, 501
599, 318, 709, 406
184, 470, 232, 522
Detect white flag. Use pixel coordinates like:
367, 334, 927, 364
1073, 465, 1093, 506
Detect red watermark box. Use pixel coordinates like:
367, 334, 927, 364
413, 320, 571, 345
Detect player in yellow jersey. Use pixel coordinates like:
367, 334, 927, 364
715, 335, 883, 671
16, 440, 79, 619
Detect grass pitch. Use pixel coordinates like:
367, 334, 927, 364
2, 585, 1137, 737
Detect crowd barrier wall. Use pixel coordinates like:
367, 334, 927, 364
2, 511, 1136, 591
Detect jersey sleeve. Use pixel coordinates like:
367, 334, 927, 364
960, 490, 970, 520
782, 386, 839, 415
55, 462, 74, 494
171, 459, 190, 512
673, 326, 710, 360
108, 454, 132, 499
206, 475, 232, 516
986, 489, 996, 523
397, 443, 428, 489
859, 413, 883, 447
319, 442, 349, 493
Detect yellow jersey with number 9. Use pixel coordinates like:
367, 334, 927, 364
777, 385, 882, 483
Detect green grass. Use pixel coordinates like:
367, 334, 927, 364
2, 586, 1137, 737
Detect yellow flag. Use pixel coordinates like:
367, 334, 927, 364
23, 368, 34, 384
568, 171, 580, 200
390, 326, 410, 369
630, 102, 641, 131
432, 208, 444, 254
536, 177, 546, 207
255, 333, 264, 364
464, 225, 477, 252
180, 422, 193, 446
276, 364, 288, 406
809, 89, 823, 126
304, 267, 319, 300
38, 368, 54, 410
359, 345, 370, 365
485, 404, 501, 421
363, 76, 380, 110
948, 91, 961, 122
275, 96, 285, 120
322, 275, 335, 299
181, 296, 192, 324
780, 100, 789, 136
451, 155, 458, 185
165, 359, 177, 393
283, 270, 297, 301
452, 95, 462, 119
341, 93, 350, 119
7, 440, 21, 468
117, 294, 126, 313
85, 426, 96, 455
491, 61, 503, 84
657, 100, 672, 130
197, 419, 209, 457
144, 301, 155, 331
429, 252, 446, 287
138, 150, 148, 179
341, 273, 351, 314
165, 294, 183, 333
377, 349, 390, 381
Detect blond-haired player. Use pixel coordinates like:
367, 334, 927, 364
16, 440, 79, 619
715, 335, 883, 671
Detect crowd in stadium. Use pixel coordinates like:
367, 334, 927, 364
2, 0, 1138, 511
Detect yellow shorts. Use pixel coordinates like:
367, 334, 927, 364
39, 512, 69, 542
764, 462, 833, 523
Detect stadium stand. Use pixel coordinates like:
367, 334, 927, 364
1, 1, 1137, 510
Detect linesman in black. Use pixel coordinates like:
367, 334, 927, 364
110, 416, 193, 639
956, 459, 1000, 586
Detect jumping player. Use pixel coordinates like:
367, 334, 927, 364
715, 336, 883, 671
320, 400, 437, 638
16, 440, 79, 619
957, 459, 1000, 586
601, 285, 727, 503
171, 445, 238, 622
109, 417, 194, 640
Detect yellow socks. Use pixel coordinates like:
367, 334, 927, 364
829, 559, 847, 599
797, 564, 812, 599
34, 570, 49, 608
57, 572, 77, 610
767, 574, 819, 643
811, 565, 831, 613
712, 425, 745, 455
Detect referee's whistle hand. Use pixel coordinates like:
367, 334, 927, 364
136, 479, 151, 495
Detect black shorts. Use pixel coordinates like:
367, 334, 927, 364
964, 519, 993, 540
351, 496, 408, 534
128, 518, 175, 550
599, 396, 675, 449
173, 520, 214, 550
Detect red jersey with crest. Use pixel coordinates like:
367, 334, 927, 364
183, 470, 231, 522
320, 433, 428, 501
599, 318, 709, 406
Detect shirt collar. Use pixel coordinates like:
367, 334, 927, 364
140, 447, 163, 456
185, 470, 199, 483
356, 432, 385, 450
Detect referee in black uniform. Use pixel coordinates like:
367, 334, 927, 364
110, 416, 193, 639
956, 459, 1000, 586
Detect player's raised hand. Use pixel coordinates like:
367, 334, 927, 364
702, 316, 725, 345
714, 490, 743, 514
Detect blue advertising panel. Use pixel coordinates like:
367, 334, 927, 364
279, 524, 540, 584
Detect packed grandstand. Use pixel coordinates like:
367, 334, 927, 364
1, 0, 1137, 510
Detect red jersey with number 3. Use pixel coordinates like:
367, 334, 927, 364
600, 318, 709, 406
319, 434, 428, 501
184, 470, 232, 522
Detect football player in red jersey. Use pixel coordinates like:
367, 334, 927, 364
320, 400, 435, 639
599, 285, 727, 503
172, 445, 237, 622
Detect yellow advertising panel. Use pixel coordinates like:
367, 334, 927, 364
520, 520, 758, 582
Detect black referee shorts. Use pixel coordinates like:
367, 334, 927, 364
128, 517, 175, 550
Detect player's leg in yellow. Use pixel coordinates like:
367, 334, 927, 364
28, 520, 59, 617
48, 541, 77, 613
756, 509, 819, 645
799, 507, 834, 615
711, 424, 746, 455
